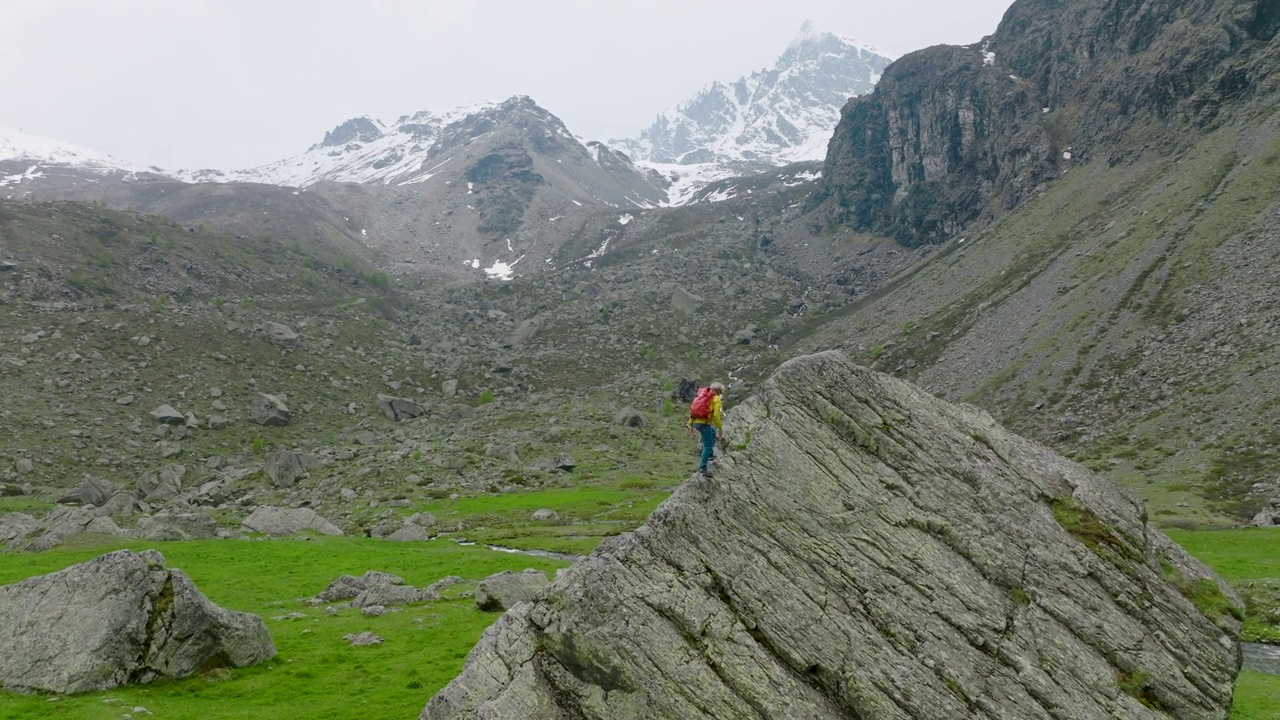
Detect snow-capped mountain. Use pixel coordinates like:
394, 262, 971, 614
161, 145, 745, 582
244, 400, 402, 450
614, 21, 892, 176
0, 126, 161, 193
180, 96, 662, 203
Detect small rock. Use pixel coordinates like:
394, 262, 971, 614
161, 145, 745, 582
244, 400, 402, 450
149, 405, 185, 425
115, 395, 135, 406
343, 632, 383, 646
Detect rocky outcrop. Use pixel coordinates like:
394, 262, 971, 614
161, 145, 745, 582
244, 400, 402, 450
0, 550, 274, 694
424, 352, 1241, 720
815, 0, 1280, 245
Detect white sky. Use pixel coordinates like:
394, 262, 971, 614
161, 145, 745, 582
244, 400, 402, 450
0, 0, 1015, 171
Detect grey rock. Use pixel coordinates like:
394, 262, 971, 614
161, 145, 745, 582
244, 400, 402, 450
377, 394, 428, 422
442, 379, 459, 397
263, 449, 313, 488
59, 474, 122, 507
344, 632, 383, 646
264, 322, 299, 347
250, 393, 291, 426
386, 524, 432, 542
209, 415, 231, 430
241, 507, 342, 536
0, 513, 38, 545
509, 317, 543, 346
148, 405, 186, 425
671, 286, 705, 315
136, 464, 186, 502
155, 441, 183, 459
551, 455, 577, 472
353, 583, 434, 608
530, 508, 559, 522
361, 605, 387, 617
484, 444, 520, 463
13, 458, 33, 474
0, 483, 21, 497
612, 408, 646, 427
115, 395, 135, 406
0, 550, 274, 694
408, 512, 437, 528
135, 513, 218, 541
473, 569, 549, 612
424, 352, 1240, 720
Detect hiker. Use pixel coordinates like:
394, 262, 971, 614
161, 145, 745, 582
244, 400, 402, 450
688, 382, 724, 476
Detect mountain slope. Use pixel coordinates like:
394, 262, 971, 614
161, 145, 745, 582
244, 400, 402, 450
792, 0, 1280, 526
1, 127, 165, 198
615, 21, 892, 175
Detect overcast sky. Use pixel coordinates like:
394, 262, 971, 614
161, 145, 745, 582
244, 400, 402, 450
0, 0, 1014, 171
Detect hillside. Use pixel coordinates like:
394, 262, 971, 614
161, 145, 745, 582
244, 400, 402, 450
792, 0, 1280, 527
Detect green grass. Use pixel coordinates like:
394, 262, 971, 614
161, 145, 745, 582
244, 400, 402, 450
422, 485, 673, 555
1169, 528, 1280, 718
0, 536, 568, 719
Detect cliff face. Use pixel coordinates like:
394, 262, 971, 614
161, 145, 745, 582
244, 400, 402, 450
816, 0, 1280, 246
424, 353, 1241, 720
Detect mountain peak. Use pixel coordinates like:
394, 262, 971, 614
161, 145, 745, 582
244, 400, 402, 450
613, 25, 893, 178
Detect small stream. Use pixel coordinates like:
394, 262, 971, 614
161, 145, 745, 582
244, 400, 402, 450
454, 540, 581, 563
1243, 643, 1280, 676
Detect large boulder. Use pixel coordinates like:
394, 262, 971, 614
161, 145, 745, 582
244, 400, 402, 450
58, 474, 122, 507
473, 569, 549, 612
424, 352, 1241, 720
0, 549, 274, 694
376, 394, 428, 422
250, 393, 291, 426
242, 506, 342, 536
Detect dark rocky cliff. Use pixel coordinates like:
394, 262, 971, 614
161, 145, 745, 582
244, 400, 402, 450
814, 0, 1280, 246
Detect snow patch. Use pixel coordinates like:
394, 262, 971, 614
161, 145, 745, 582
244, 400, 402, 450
618, 213, 633, 226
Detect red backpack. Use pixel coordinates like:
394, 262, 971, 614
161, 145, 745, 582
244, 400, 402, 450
689, 387, 715, 421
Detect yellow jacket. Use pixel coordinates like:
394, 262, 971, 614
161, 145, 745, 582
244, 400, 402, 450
690, 393, 722, 432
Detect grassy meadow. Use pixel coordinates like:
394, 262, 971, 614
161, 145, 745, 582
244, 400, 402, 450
0, 523, 1275, 718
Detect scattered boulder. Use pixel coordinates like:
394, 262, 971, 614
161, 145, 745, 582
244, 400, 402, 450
508, 317, 543, 346
208, 415, 231, 430
0, 550, 275, 693
264, 322, 299, 347
136, 464, 186, 502
58, 474, 122, 507
16, 506, 127, 552
148, 405, 186, 425
551, 455, 577, 472
263, 449, 315, 488
612, 408, 646, 427
473, 569, 549, 612
671, 286, 704, 315
0, 483, 21, 497
425, 352, 1242, 719
250, 393, 291, 426
134, 513, 218, 541
241, 506, 342, 536
386, 524, 432, 542
13, 458, 33, 474
484, 444, 520, 463
344, 632, 383, 647
530, 508, 559, 522
0, 513, 38, 545
376, 394, 428, 422
442, 379, 459, 397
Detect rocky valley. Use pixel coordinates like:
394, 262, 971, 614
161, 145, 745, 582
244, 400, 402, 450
1, 0, 1279, 718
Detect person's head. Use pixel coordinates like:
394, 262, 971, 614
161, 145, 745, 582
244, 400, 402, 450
710, 382, 725, 395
